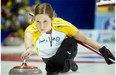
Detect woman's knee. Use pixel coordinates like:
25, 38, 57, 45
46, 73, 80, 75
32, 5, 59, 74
61, 38, 77, 47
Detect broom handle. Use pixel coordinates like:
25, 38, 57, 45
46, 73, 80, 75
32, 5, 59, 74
77, 41, 115, 63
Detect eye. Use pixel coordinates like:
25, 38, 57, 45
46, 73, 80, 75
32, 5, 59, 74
37, 21, 40, 24
44, 20, 47, 23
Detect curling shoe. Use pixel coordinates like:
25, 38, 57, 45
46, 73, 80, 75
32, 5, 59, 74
47, 72, 58, 75
70, 60, 78, 72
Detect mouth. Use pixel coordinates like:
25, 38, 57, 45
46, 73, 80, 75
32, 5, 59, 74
40, 29, 46, 33
40, 29, 45, 31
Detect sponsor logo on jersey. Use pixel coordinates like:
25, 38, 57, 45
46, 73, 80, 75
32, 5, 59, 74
55, 37, 61, 46
39, 39, 45, 44
56, 37, 60, 42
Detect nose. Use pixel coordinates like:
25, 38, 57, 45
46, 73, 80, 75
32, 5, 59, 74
41, 23, 45, 29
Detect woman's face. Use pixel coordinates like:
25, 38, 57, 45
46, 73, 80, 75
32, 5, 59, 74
35, 14, 52, 33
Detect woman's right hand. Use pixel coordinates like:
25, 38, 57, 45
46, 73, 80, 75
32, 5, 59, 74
21, 48, 33, 60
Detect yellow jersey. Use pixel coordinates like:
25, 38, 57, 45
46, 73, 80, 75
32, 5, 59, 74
25, 18, 78, 55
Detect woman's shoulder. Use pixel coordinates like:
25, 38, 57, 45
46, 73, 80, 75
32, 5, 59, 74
53, 17, 72, 26
52, 17, 78, 36
52, 17, 78, 30
52, 17, 78, 29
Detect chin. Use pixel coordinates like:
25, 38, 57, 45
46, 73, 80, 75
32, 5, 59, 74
40, 31, 47, 33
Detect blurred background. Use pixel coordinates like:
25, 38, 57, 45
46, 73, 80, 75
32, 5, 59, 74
1, 0, 115, 46
1, 0, 115, 75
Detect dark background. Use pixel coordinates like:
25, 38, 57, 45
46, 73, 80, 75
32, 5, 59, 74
40, 0, 95, 29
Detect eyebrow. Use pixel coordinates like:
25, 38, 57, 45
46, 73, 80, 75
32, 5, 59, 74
37, 20, 48, 22
37, 21, 40, 23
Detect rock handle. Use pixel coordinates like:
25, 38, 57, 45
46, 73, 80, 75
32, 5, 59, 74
23, 59, 27, 64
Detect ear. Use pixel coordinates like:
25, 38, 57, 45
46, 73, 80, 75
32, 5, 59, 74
51, 11, 56, 21
52, 16, 55, 20
51, 17, 55, 23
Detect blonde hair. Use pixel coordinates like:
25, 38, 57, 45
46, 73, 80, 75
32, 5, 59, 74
34, 3, 56, 19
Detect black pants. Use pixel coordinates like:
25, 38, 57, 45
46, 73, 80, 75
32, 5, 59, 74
42, 38, 78, 73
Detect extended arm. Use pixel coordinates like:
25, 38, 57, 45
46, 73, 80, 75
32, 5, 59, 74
74, 30, 102, 50
24, 32, 33, 49
74, 30, 115, 65
21, 32, 33, 60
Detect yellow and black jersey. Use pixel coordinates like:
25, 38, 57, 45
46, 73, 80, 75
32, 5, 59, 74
25, 18, 78, 58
